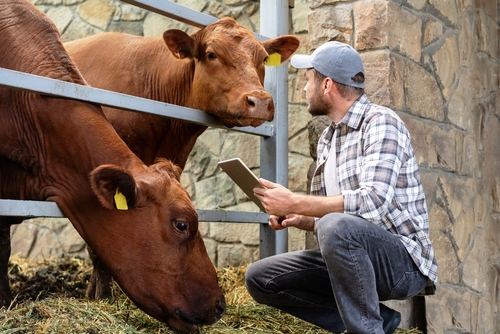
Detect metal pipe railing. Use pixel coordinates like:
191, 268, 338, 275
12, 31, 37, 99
0, 0, 290, 255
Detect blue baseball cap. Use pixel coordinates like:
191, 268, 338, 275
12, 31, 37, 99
291, 41, 364, 88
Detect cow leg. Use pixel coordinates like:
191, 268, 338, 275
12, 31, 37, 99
0, 219, 13, 307
86, 244, 113, 300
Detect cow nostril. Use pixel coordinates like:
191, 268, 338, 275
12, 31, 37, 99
247, 95, 271, 110
215, 298, 226, 319
247, 96, 256, 108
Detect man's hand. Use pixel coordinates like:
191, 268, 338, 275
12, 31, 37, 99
253, 178, 294, 217
268, 214, 315, 231
254, 178, 341, 231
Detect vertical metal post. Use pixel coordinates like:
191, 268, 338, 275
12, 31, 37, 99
259, 0, 289, 257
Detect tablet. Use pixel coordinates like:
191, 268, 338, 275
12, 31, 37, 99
218, 157, 266, 212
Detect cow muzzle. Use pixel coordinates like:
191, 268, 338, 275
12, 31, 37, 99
221, 90, 275, 128
169, 296, 226, 333
245, 90, 275, 123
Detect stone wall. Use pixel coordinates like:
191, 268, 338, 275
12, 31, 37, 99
302, 0, 499, 333
9, 0, 500, 332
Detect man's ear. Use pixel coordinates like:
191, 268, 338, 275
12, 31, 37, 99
324, 77, 335, 95
90, 165, 137, 210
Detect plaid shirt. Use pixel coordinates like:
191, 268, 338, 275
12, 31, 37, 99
311, 94, 438, 285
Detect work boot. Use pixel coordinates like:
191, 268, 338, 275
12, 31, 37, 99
380, 304, 401, 334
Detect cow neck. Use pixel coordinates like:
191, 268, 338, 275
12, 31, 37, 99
0, 93, 145, 244
0, 4, 84, 86
155, 120, 207, 169
149, 41, 194, 107
41, 99, 142, 173
25, 97, 142, 212
141, 45, 207, 168
0, 3, 141, 201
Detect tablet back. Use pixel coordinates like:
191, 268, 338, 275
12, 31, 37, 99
218, 158, 266, 212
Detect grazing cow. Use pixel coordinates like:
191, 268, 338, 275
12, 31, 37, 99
65, 18, 300, 299
0, 1, 224, 333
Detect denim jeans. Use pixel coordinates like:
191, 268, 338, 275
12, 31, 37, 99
245, 213, 429, 333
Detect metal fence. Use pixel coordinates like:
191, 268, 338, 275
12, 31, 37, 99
0, 0, 291, 258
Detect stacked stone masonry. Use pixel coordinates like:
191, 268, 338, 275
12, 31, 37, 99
8, 0, 500, 332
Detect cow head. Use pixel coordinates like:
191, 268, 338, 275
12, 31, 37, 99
163, 17, 300, 128
86, 159, 224, 333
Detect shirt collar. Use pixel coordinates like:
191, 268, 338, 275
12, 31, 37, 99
337, 94, 370, 129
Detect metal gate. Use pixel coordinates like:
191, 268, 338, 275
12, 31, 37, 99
0, 0, 291, 258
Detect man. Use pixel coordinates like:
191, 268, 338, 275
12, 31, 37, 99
246, 41, 437, 334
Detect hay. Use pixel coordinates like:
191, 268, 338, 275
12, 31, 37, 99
0, 256, 421, 333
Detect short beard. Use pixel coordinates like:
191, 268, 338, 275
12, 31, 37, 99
307, 87, 331, 116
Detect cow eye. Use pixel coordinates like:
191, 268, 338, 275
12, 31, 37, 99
263, 56, 268, 64
207, 52, 217, 60
173, 220, 188, 232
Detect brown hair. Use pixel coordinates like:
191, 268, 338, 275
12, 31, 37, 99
313, 69, 364, 99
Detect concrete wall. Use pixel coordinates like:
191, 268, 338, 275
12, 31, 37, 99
9, 0, 500, 332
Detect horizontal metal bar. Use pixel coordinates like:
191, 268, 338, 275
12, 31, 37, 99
121, 0, 217, 28
0, 68, 274, 137
0, 200, 64, 218
0, 200, 269, 224
197, 209, 269, 223
120, 0, 268, 41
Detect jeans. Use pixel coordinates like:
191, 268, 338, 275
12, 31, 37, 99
245, 213, 428, 333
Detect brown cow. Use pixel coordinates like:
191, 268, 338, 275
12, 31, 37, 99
65, 17, 300, 168
0, 1, 224, 333
65, 18, 300, 299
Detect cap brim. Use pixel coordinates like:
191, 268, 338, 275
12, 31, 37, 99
290, 54, 313, 69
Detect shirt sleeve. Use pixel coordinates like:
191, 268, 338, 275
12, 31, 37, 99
342, 109, 411, 221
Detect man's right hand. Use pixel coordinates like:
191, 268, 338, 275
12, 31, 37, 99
268, 214, 315, 231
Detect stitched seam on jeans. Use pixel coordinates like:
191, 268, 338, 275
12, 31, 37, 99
348, 240, 374, 333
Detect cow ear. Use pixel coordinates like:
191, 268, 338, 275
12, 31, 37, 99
90, 165, 137, 210
155, 158, 182, 181
263, 35, 301, 63
163, 29, 195, 59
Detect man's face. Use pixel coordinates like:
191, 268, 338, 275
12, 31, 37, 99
304, 69, 331, 117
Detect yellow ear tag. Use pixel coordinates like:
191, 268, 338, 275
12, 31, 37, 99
265, 52, 281, 66
114, 189, 128, 210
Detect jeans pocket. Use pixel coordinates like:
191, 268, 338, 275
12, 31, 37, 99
386, 271, 427, 300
